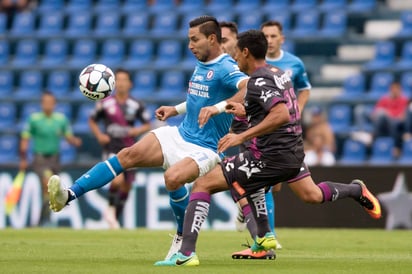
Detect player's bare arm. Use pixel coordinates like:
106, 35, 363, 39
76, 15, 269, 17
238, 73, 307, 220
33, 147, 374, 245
198, 78, 248, 127
225, 101, 246, 117
155, 105, 179, 121
297, 88, 310, 112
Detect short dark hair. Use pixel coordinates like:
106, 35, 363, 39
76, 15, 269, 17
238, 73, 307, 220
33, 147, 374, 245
219, 21, 238, 35
260, 20, 283, 33
115, 68, 132, 81
42, 90, 55, 98
189, 15, 221, 43
237, 30, 267, 60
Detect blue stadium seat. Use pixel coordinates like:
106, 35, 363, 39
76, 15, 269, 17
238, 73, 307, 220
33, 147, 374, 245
265, 12, 292, 33
0, 40, 9, 66
234, 0, 260, 13
328, 104, 353, 135
290, 10, 320, 38
9, 11, 35, 37
353, 103, 374, 132
66, 0, 92, 12
0, 135, 18, 164
347, 0, 377, 13
37, 0, 65, 12
180, 46, 197, 71
0, 13, 7, 37
11, 39, 39, 68
14, 71, 43, 99
290, 0, 316, 12
60, 139, 77, 164
151, 13, 179, 37
177, 0, 204, 13
363, 41, 395, 71
46, 71, 72, 98
337, 73, 366, 101
37, 12, 64, 37
400, 72, 412, 97
0, 71, 14, 99
262, 0, 290, 11
94, 12, 121, 37
148, 0, 175, 13
94, 0, 120, 12
55, 103, 73, 120
397, 139, 412, 164
206, 0, 235, 13
97, 40, 125, 68
369, 136, 395, 164
237, 12, 264, 32
73, 103, 94, 134
65, 12, 92, 37
318, 0, 347, 12
123, 12, 150, 37
131, 70, 157, 99
393, 41, 412, 71
153, 40, 182, 69
396, 11, 412, 38
122, 0, 147, 13
179, 12, 204, 37
123, 40, 154, 69
0, 102, 17, 132
18, 102, 41, 131
40, 39, 68, 68
210, 11, 235, 24
157, 71, 186, 101
367, 72, 394, 100
68, 39, 97, 69
318, 10, 347, 37
339, 139, 367, 164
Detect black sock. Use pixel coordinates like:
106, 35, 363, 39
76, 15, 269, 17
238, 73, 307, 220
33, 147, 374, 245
246, 188, 270, 238
318, 181, 362, 202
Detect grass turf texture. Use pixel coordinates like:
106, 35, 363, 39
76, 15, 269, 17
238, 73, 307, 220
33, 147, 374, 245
1, 228, 411, 274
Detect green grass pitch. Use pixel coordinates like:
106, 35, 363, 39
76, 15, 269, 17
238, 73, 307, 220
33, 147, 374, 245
1, 228, 411, 274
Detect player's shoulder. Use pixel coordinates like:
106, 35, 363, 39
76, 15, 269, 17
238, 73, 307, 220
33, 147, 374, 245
52, 112, 68, 121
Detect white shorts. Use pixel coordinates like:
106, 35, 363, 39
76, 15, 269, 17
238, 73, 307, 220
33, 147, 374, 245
152, 126, 221, 176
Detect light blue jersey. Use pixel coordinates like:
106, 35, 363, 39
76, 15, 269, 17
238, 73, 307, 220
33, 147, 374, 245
266, 50, 311, 94
178, 53, 248, 151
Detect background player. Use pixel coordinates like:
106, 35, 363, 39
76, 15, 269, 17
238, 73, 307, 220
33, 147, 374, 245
88, 68, 152, 229
19, 91, 82, 226
48, 15, 248, 259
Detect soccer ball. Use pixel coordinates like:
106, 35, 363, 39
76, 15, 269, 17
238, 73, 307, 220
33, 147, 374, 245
79, 64, 115, 100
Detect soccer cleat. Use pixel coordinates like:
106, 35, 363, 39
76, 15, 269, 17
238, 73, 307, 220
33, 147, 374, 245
104, 206, 120, 229
251, 232, 277, 252
154, 252, 199, 266
47, 175, 68, 212
165, 234, 183, 260
232, 248, 276, 260
351, 179, 382, 219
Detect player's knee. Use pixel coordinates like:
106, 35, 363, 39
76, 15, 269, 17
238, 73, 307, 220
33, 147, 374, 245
117, 147, 138, 169
300, 190, 323, 204
164, 170, 183, 191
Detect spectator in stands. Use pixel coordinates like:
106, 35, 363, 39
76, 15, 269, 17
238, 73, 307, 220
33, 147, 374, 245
371, 81, 408, 157
88, 68, 152, 229
0, 0, 33, 28
304, 106, 336, 166
19, 91, 82, 226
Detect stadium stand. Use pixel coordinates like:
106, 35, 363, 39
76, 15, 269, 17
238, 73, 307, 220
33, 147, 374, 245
1, 0, 412, 165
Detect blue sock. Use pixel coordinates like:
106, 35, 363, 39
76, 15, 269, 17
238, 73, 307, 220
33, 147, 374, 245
69, 156, 124, 201
168, 186, 189, 235
265, 189, 275, 236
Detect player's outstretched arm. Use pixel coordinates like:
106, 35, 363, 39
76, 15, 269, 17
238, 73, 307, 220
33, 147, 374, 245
155, 104, 181, 121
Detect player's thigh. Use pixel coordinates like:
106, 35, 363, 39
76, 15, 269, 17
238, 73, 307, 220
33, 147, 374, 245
117, 132, 163, 168
288, 176, 323, 203
192, 165, 229, 194
165, 157, 200, 187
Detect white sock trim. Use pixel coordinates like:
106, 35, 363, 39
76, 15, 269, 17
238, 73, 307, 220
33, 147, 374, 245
104, 160, 117, 178
170, 191, 189, 203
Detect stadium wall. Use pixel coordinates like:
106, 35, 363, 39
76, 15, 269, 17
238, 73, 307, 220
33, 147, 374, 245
1, 166, 411, 229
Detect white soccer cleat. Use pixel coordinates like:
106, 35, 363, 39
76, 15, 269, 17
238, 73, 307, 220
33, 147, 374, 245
165, 234, 183, 260
47, 175, 68, 212
104, 206, 120, 229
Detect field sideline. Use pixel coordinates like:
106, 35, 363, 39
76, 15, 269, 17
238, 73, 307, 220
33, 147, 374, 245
1, 228, 411, 274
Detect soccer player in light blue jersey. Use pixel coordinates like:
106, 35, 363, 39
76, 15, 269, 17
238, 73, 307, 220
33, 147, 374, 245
47, 15, 248, 259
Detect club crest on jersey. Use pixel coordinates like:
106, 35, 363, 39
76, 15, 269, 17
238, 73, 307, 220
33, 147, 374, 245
206, 70, 214, 80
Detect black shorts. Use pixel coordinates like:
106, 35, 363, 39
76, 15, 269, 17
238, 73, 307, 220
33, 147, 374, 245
221, 151, 302, 201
